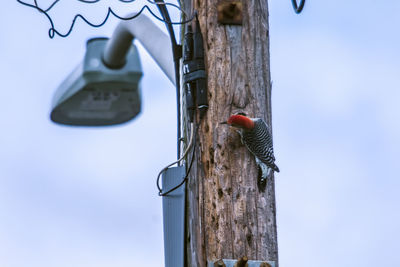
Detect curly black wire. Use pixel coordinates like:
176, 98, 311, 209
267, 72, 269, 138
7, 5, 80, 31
291, 0, 306, 14
77, 0, 102, 3
34, 0, 59, 12
157, 130, 196, 197
17, 0, 195, 38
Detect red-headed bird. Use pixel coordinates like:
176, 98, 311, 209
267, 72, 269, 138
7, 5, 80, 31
223, 114, 279, 183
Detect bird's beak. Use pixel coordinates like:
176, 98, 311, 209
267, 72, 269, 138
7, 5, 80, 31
220, 121, 228, 125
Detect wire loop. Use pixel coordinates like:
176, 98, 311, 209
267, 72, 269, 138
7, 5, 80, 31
157, 123, 196, 196
291, 0, 306, 14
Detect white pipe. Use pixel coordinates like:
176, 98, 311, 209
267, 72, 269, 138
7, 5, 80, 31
103, 13, 175, 85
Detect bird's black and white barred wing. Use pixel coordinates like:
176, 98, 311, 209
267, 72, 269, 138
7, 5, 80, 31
242, 119, 279, 171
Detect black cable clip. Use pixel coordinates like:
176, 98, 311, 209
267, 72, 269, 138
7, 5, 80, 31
183, 14, 208, 122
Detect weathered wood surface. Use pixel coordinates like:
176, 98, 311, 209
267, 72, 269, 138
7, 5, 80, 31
182, 1, 278, 266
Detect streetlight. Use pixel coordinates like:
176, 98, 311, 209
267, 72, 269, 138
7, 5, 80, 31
50, 13, 174, 126
49, 13, 185, 267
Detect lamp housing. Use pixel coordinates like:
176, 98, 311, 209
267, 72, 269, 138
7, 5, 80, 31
50, 38, 143, 126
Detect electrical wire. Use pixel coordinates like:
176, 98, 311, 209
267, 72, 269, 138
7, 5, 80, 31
17, 0, 195, 38
146, 0, 189, 18
77, 0, 102, 3
291, 0, 306, 14
158, 136, 196, 196
153, 0, 182, 159
34, 0, 59, 12
152, 0, 198, 196
156, 123, 195, 196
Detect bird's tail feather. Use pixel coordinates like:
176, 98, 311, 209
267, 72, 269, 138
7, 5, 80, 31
272, 163, 280, 173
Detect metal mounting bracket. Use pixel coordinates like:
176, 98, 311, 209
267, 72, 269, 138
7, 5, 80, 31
208, 259, 276, 267
162, 165, 186, 267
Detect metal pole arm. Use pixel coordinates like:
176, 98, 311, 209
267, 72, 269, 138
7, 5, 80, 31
103, 13, 175, 85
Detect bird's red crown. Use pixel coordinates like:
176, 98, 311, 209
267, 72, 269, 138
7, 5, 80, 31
227, 115, 255, 129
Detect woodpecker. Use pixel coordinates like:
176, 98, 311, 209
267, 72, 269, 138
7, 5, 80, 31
223, 114, 279, 183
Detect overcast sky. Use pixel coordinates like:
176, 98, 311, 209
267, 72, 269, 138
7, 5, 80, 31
1, 1, 399, 267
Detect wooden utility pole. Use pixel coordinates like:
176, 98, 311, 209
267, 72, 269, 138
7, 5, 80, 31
182, 1, 278, 266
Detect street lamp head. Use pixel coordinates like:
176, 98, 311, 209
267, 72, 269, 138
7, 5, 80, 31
50, 38, 143, 126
